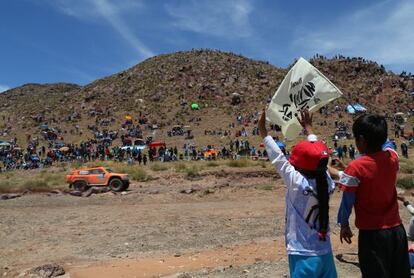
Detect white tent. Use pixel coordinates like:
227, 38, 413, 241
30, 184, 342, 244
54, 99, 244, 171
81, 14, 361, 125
346, 103, 367, 114
0, 141, 11, 146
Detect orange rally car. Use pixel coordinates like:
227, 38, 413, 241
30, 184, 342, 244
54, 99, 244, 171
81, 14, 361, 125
66, 167, 129, 192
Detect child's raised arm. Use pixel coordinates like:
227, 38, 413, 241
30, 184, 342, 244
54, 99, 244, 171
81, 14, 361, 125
258, 108, 268, 139
258, 109, 302, 188
297, 109, 314, 136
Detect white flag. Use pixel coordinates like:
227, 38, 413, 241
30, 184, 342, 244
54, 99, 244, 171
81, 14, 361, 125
267, 57, 343, 139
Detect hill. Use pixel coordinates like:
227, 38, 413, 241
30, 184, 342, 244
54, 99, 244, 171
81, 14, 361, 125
309, 55, 413, 114
0, 83, 81, 131
0, 50, 413, 147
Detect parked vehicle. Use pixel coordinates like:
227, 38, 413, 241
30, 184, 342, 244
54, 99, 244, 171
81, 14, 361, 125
121, 138, 146, 151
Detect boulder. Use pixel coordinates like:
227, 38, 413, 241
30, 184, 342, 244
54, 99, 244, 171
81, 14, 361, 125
0, 193, 22, 200
29, 263, 65, 277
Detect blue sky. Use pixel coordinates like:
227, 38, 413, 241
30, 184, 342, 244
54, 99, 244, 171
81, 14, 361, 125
1, 0, 413, 92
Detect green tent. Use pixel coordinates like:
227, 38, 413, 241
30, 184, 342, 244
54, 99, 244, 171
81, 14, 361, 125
191, 103, 200, 110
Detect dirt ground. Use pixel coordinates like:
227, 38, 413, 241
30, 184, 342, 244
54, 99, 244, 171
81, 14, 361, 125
0, 166, 412, 278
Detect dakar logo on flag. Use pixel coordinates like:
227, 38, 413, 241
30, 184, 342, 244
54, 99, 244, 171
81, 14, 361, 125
279, 79, 321, 122
266, 57, 343, 139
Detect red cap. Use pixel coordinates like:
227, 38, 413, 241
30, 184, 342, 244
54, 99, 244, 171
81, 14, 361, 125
288, 140, 329, 171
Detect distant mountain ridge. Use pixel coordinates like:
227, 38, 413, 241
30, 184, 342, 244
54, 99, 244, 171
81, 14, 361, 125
0, 50, 413, 145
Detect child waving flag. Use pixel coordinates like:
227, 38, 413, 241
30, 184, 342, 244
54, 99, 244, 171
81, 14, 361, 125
259, 109, 337, 278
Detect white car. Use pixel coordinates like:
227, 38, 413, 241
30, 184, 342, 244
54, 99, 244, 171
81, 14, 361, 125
121, 139, 146, 152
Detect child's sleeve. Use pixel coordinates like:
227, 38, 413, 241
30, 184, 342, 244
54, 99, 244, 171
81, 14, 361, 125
263, 135, 301, 188
337, 166, 359, 225
382, 139, 399, 170
382, 139, 395, 151
337, 191, 356, 226
338, 164, 360, 193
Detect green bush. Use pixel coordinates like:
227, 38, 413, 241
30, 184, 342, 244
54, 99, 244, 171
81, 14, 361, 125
256, 184, 274, 191
71, 161, 84, 169
397, 176, 414, 189
111, 164, 130, 173
39, 169, 48, 176
206, 161, 219, 167
174, 162, 187, 172
0, 180, 13, 193
227, 159, 251, 168
3, 172, 14, 179
258, 161, 267, 169
109, 163, 153, 182
43, 173, 66, 186
129, 168, 152, 182
22, 179, 50, 192
400, 159, 414, 174
150, 163, 169, 172
186, 165, 200, 179
84, 161, 111, 168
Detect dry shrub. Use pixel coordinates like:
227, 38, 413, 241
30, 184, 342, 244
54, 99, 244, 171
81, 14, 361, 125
22, 179, 50, 192
400, 158, 414, 174
397, 176, 414, 189
256, 184, 274, 191
206, 161, 219, 167
174, 162, 187, 172
185, 165, 200, 179
0, 180, 13, 193
127, 168, 152, 182
150, 163, 169, 172
227, 159, 251, 168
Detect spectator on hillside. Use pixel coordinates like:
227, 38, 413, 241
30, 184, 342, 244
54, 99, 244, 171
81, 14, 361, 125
137, 152, 142, 165
391, 139, 397, 151
343, 145, 348, 158
401, 142, 409, 158
337, 145, 344, 160
395, 126, 400, 138
349, 145, 356, 160
333, 136, 338, 148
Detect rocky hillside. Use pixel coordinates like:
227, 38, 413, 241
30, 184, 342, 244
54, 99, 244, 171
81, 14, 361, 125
0, 83, 81, 126
74, 50, 285, 126
0, 50, 413, 146
310, 55, 413, 114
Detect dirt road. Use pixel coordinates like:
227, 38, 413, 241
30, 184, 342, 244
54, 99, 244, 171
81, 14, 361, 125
1, 168, 410, 277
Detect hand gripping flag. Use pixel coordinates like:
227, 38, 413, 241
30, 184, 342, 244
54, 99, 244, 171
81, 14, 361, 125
267, 57, 343, 139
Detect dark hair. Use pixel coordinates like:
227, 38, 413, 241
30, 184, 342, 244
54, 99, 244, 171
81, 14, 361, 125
315, 158, 329, 240
352, 114, 387, 152
300, 157, 329, 241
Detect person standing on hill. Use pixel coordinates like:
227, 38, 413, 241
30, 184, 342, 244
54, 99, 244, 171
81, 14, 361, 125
401, 142, 408, 158
259, 109, 337, 278
342, 145, 348, 158
348, 144, 356, 160
137, 152, 142, 165
336, 145, 344, 160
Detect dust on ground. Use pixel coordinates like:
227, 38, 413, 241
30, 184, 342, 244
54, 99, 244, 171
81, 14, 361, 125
0, 166, 410, 277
